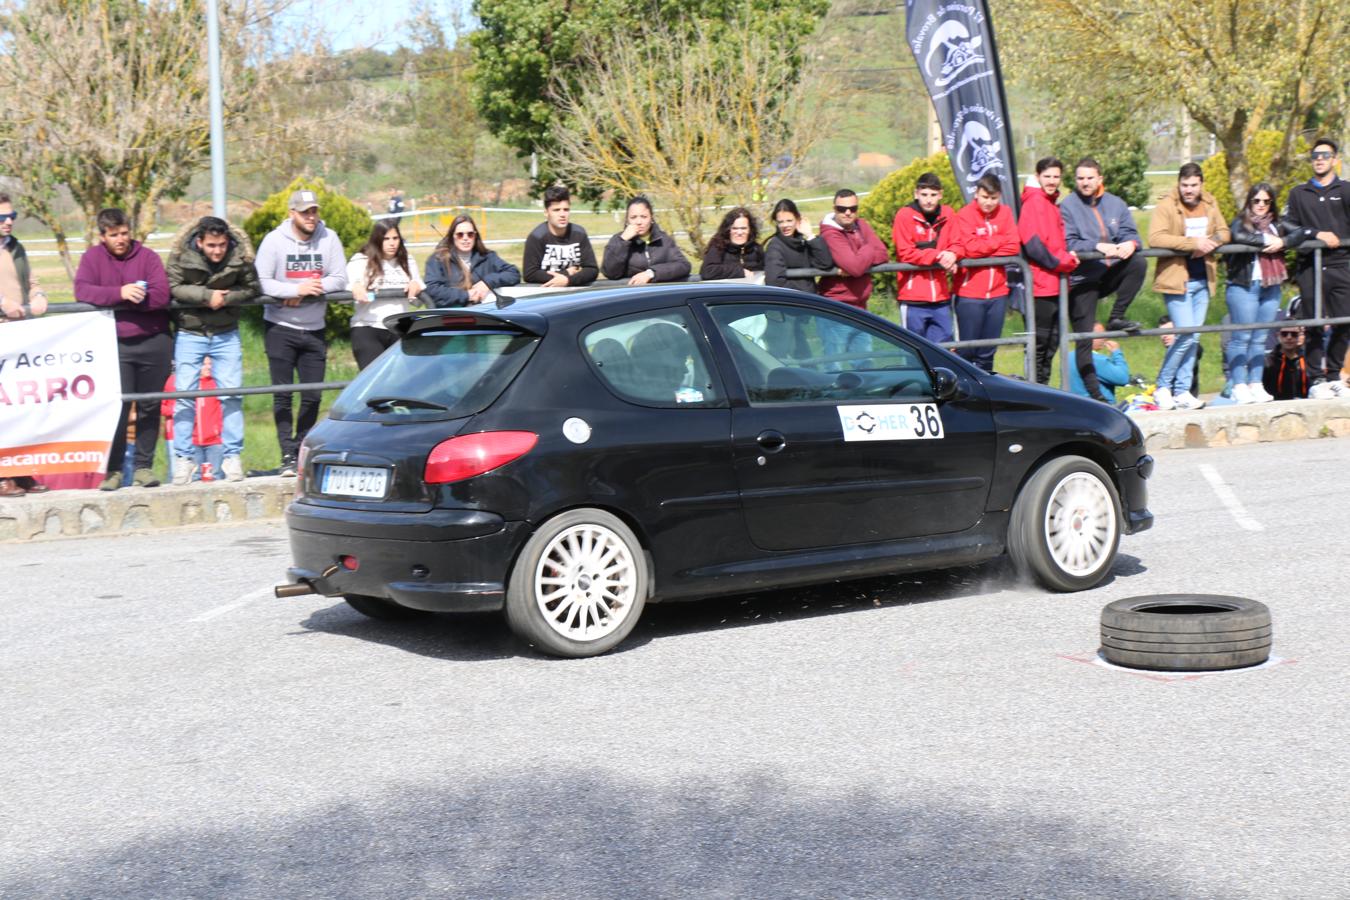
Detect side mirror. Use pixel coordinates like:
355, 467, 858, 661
932, 367, 961, 402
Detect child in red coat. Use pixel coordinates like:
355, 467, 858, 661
162, 356, 225, 482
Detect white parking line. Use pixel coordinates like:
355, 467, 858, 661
1199, 464, 1265, 532
189, 586, 276, 622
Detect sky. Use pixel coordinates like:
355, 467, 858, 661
320, 0, 470, 52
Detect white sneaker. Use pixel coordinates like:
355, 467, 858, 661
1231, 383, 1252, 404
222, 456, 245, 482
172, 456, 194, 486
1174, 390, 1206, 410
1331, 380, 1349, 398
1248, 382, 1273, 403
1154, 387, 1175, 410
1310, 381, 1337, 400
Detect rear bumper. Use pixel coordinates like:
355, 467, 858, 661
284, 501, 528, 612
1116, 456, 1153, 536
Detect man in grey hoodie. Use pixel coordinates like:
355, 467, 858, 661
254, 189, 348, 475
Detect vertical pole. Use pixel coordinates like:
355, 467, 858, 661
1314, 246, 1324, 321
1021, 256, 1036, 382
1058, 273, 1072, 389
207, 0, 226, 218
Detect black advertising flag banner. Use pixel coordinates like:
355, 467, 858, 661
905, 0, 1019, 209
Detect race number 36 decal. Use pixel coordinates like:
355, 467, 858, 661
837, 404, 944, 441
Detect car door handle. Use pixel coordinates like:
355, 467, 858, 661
756, 430, 787, 453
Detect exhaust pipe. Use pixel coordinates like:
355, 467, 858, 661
275, 564, 341, 598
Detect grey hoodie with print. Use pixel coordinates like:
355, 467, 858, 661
254, 219, 348, 331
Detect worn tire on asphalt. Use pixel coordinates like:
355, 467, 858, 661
1099, 594, 1272, 671
1008, 455, 1122, 592
505, 508, 649, 658
344, 594, 430, 621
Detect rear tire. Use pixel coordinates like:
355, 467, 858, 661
344, 594, 428, 621
1008, 455, 1121, 592
1100, 594, 1272, 671
505, 508, 649, 658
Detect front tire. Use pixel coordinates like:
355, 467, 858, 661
505, 508, 649, 658
1008, 455, 1121, 592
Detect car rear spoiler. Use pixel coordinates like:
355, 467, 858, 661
386, 308, 548, 338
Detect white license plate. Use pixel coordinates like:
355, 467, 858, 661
322, 465, 389, 499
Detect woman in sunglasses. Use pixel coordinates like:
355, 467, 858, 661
601, 196, 691, 285
424, 214, 520, 307
1226, 182, 1315, 403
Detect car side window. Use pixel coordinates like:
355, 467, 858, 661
582, 309, 721, 407
709, 303, 935, 404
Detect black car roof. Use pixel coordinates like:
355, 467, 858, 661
484, 282, 828, 322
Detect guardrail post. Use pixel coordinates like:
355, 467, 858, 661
1057, 273, 1072, 390
1020, 256, 1037, 382
1314, 246, 1324, 320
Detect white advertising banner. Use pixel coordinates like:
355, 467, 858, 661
0, 312, 122, 476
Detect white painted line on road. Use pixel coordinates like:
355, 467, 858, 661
1199, 463, 1265, 532
189, 586, 276, 622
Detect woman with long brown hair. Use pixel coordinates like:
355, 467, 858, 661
347, 220, 423, 369
423, 214, 520, 307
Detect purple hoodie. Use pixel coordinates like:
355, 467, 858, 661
74, 241, 172, 339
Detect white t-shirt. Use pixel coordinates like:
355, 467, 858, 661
347, 253, 421, 329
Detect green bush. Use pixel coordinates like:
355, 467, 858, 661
1201, 131, 1313, 221
243, 176, 374, 342
859, 151, 963, 296
1045, 102, 1151, 208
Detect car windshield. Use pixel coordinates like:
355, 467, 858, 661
329, 329, 538, 422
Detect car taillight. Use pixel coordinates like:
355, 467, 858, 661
295, 445, 310, 499
424, 431, 537, 484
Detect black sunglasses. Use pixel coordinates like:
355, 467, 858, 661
1311, 150, 1334, 160
834, 204, 859, 214
1279, 330, 1302, 337
0, 212, 16, 222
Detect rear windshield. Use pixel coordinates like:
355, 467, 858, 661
328, 330, 539, 422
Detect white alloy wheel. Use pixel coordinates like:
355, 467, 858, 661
1007, 455, 1122, 592
533, 523, 638, 642
505, 508, 650, 657
1043, 471, 1117, 578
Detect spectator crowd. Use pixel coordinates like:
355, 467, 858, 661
1, 139, 1349, 495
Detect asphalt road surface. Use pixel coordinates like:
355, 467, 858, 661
2, 440, 1347, 899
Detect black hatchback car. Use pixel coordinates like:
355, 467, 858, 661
281, 284, 1152, 657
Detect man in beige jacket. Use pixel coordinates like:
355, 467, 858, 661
1147, 163, 1230, 410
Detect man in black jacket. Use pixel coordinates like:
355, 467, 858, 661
522, 186, 598, 288
1283, 138, 1350, 397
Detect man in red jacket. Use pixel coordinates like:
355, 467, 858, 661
892, 172, 958, 343
1018, 157, 1080, 385
818, 189, 889, 368
949, 174, 1021, 373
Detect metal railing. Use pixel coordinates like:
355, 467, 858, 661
35, 239, 1345, 404
1052, 242, 1348, 390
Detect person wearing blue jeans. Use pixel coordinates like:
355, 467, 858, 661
1225, 182, 1315, 403
1147, 163, 1229, 410
173, 334, 243, 464
1224, 280, 1280, 402
1156, 279, 1209, 398
816, 314, 872, 371
165, 215, 261, 482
